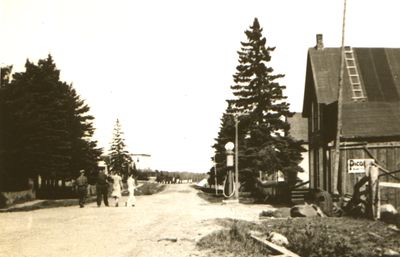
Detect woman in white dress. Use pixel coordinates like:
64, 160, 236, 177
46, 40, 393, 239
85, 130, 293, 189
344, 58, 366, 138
111, 171, 123, 207
126, 173, 136, 207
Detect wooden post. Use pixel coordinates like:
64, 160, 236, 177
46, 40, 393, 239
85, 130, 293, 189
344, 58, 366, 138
367, 162, 380, 220
376, 178, 381, 219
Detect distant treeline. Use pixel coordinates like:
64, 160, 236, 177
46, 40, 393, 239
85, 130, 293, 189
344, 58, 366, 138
136, 170, 206, 182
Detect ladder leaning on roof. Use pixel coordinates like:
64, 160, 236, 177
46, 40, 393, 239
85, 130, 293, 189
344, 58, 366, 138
344, 46, 366, 101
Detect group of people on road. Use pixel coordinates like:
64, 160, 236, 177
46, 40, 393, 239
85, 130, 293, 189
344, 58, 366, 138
74, 169, 137, 208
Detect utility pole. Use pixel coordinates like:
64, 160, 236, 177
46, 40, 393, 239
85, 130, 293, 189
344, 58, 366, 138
333, 0, 347, 195
232, 112, 249, 201
234, 115, 239, 201
224, 112, 248, 201
214, 153, 218, 195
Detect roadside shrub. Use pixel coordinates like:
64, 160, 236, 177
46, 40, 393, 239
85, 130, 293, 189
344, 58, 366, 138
282, 220, 354, 257
136, 170, 149, 181
136, 183, 165, 195
381, 211, 400, 228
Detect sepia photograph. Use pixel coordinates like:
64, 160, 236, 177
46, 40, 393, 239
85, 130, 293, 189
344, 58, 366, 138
1, 0, 400, 256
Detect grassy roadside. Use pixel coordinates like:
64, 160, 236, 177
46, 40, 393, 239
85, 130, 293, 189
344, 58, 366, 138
1, 182, 166, 212
197, 217, 400, 257
195, 185, 400, 256
194, 185, 225, 203
0, 197, 98, 212
194, 185, 261, 205
197, 219, 273, 257
135, 182, 166, 196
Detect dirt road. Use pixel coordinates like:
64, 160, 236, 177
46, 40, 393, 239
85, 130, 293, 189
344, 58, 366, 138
0, 184, 270, 257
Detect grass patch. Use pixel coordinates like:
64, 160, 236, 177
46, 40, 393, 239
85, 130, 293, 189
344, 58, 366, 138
194, 185, 225, 204
198, 217, 400, 257
268, 217, 400, 257
193, 185, 287, 206
197, 219, 272, 257
193, 185, 257, 204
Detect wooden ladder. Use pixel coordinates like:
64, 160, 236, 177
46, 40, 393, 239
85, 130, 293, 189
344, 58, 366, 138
344, 46, 366, 101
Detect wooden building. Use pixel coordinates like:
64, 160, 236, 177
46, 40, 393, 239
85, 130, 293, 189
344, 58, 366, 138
302, 34, 400, 207
287, 113, 309, 184
131, 153, 152, 171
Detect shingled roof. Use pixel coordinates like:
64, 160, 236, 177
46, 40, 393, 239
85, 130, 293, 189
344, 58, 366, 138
303, 45, 400, 139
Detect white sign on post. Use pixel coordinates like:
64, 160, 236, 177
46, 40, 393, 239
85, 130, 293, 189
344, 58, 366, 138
348, 159, 374, 173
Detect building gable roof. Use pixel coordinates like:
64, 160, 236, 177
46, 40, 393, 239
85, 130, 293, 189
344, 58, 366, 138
307, 47, 400, 104
304, 47, 400, 139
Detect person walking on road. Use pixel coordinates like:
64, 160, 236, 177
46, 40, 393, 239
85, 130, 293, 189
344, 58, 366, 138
111, 171, 123, 207
126, 173, 137, 207
96, 169, 109, 207
75, 170, 88, 208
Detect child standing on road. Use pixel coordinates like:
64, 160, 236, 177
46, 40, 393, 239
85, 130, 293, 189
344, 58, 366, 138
126, 173, 137, 207
111, 171, 123, 207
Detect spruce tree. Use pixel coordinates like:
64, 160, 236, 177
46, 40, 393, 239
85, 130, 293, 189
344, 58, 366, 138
65, 85, 102, 177
108, 119, 132, 179
228, 18, 304, 187
0, 56, 102, 190
6, 57, 72, 183
209, 104, 235, 186
0, 66, 13, 190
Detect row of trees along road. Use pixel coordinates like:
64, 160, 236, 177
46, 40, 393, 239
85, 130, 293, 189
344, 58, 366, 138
209, 18, 305, 193
0, 55, 102, 192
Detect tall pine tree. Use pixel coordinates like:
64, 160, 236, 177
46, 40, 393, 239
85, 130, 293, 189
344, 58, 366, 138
108, 119, 132, 179
228, 18, 304, 187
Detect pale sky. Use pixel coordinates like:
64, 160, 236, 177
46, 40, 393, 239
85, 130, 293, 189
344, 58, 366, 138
2, 0, 400, 173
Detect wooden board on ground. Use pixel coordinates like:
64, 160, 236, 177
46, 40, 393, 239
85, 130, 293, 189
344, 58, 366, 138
249, 231, 301, 257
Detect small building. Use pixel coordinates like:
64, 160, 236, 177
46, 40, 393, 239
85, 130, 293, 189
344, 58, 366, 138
302, 34, 400, 207
131, 153, 152, 171
287, 113, 309, 184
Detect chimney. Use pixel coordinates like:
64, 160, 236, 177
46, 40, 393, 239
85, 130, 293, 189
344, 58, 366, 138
316, 34, 324, 50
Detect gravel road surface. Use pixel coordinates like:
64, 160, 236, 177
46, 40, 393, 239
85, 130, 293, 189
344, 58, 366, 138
0, 183, 269, 257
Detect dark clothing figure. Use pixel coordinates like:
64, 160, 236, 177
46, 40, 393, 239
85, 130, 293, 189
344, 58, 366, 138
76, 171, 88, 208
96, 171, 109, 207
